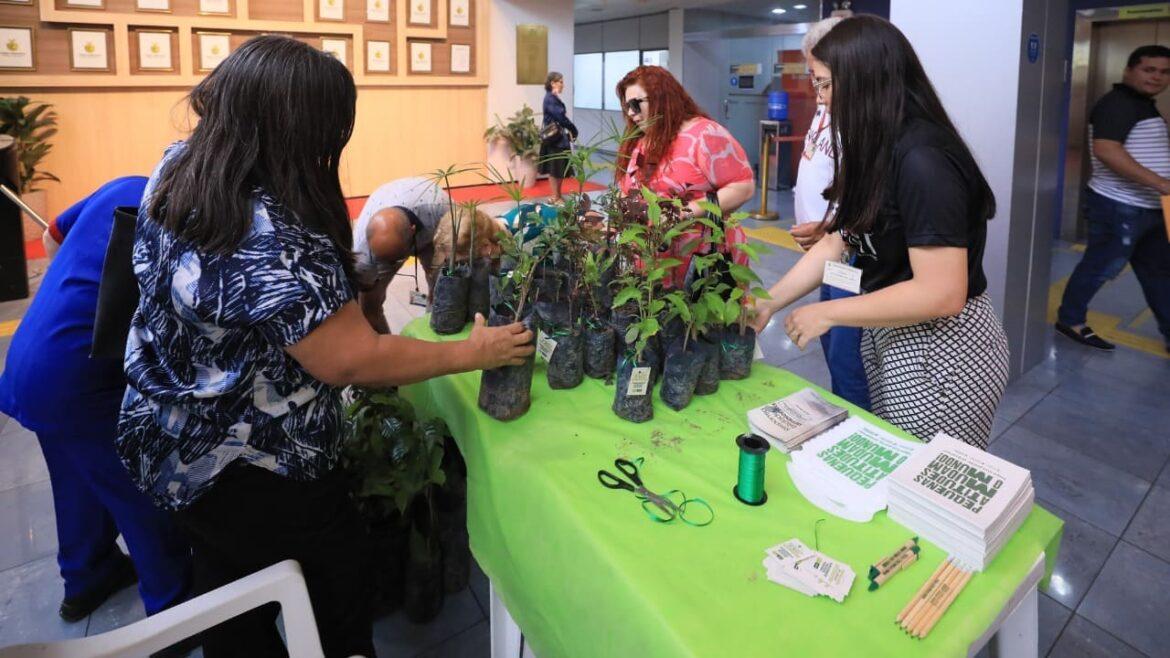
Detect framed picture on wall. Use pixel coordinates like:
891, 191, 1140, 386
321, 38, 347, 66
409, 41, 431, 72
64, 0, 104, 8
197, 31, 231, 71
137, 30, 173, 70
198, 0, 230, 15
450, 43, 470, 73
450, 0, 468, 27
408, 0, 430, 25
366, 0, 389, 22
0, 26, 35, 70
319, 0, 343, 21
366, 40, 390, 72
0, 0, 34, 5
135, 0, 170, 11
69, 28, 110, 71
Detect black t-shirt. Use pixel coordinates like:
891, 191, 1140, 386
841, 119, 989, 298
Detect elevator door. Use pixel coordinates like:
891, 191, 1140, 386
1063, 17, 1170, 240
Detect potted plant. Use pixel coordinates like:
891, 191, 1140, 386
477, 214, 541, 421
461, 199, 494, 322
427, 164, 477, 335
0, 97, 59, 239
578, 248, 616, 379
341, 388, 456, 622
483, 104, 541, 189
659, 248, 727, 410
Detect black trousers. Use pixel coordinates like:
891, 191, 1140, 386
173, 463, 376, 658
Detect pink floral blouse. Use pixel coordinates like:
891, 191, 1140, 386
619, 117, 755, 287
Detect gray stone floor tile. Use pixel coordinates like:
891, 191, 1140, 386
0, 426, 49, 494
777, 350, 832, 391
990, 426, 1149, 536
84, 582, 146, 636
371, 589, 485, 658
996, 382, 1052, 426
1051, 614, 1149, 658
1014, 394, 1170, 482
1039, 593, 1072, 658
0, 479, 57, 573
1078, 345, 1170, 389
1079, 541, 1170, 657
989, 416, 1013, 444
1048, 374, 1170, 438
1034, 499, 1117, 610
1123, 485, 1170, 565
0, 555, 87, 645
416, 620, 489, 658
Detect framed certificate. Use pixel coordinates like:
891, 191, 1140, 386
0, 26, 34, 70
64, 0, 104, 7
69, 28, 110, 71
318, 0, 343, 21
0, 0, 34, 4
450, 0, 468, 26
366, 0, 389, 22
135, 0, 170, 11
450, 43, 470, 73
137, 30, 173, 71
197, 32, 230, 71
408, 0, 430, 25
321, 38, 347, 66
409, 41, 431, 72
199, 0, 230, 15
366, 40, 390, 72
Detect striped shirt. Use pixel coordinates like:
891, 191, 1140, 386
1087, 83, 1170, 209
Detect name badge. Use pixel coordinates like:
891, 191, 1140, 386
823, 260, 862, 294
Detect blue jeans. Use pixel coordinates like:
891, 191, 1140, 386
819, 284, 871, 410
1058, 188, 1170, 342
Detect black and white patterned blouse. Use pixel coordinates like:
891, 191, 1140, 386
117, 143, 353, 510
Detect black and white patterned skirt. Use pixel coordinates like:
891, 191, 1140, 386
860, 293, 1009, 449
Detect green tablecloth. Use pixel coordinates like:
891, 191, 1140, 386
401, 318, 1063, 658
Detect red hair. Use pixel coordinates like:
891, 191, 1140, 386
615, 66, 709, 183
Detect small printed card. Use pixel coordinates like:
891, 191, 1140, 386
321, 38, 347, 66
70, 29, 109, 71
536, 330, 557, 362
450, 43, 470, 73
409, 0, 430, 24
198, 32, 231, 71
450, 0, 469, 26
0, 27, 34, 70
763, 538, 855, 603
627, 367, 651, 396
137, 31, 173, 70
409, 41, 431, 72
319, 0, 343, 21
366, 0, 389, 21
367, 40, 391, 72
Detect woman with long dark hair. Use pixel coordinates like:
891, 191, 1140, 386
540, 71, 578, 203
752, 16, 1009, 448
118, 36, 532, 656
616, 65, 755, 286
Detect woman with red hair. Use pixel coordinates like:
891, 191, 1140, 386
616, 65, 756, 286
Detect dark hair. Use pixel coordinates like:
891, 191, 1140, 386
545, 71, 563, 92
1127, 45, 1170, 68
812, 16, 994, 234
148, 35, 357, 276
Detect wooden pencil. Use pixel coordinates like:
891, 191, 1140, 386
914, 569, 973, 638
896, 559, 952, 625
872, 551, 918, 590
871, 538, 918, 579
906, 564, 965, 636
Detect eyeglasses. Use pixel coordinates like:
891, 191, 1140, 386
625, 97, 649, 114
811, 77, 833, 93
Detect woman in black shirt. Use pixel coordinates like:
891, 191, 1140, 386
753, 16, 1009, 448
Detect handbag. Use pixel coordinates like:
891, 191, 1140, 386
90, 206, 141, 359
540, 122, 563, 144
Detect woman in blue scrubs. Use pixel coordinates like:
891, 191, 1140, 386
0, 177, 190, 622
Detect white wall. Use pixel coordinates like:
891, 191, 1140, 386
487, 0, 576, 127
891, 1, 1023, 318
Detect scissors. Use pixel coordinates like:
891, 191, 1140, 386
597, 457, 714, 527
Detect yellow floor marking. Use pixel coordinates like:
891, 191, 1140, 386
0, 320, 17, 339
1048, 276, 1166, 358
743, 226, 802, 253
1129, 307, 1153, 330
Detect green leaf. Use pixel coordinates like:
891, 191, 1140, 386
656, 257, 683, 270
750, 286, 773, 300
728, 263, 761, 283
625, 324, 640, 344
649, 299, 665, 315
723, 298, 741, 324
612, 287, 640, 308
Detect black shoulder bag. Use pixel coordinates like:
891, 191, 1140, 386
90, 206, 141, 359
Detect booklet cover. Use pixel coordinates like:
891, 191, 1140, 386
747, 388, 848, 451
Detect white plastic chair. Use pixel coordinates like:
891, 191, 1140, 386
0, 560, 327, 658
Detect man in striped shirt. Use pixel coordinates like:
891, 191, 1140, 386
1057, 45, 1170, 353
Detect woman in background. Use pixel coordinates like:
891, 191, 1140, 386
540, 71, 578, 203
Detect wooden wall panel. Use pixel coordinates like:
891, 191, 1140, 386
26, 86, 487, 218
248, 0, 302, 22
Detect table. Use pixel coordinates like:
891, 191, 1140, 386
401, 318, 1063, 658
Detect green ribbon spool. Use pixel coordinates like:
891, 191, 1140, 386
733, 433, 769, 506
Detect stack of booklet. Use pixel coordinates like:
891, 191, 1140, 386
746, 388, 849, 453
786, 417, 922, 522
762, 538, 855, 603
886, 434, 1034, 571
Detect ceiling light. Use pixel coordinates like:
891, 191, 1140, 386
771, 7, 787, 14
794, 3, 808, 8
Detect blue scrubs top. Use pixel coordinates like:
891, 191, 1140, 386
0, 177, 147, 434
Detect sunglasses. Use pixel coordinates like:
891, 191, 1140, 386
625, 96, 649, 114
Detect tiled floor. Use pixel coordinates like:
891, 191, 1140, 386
1, 184, 1168, 657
